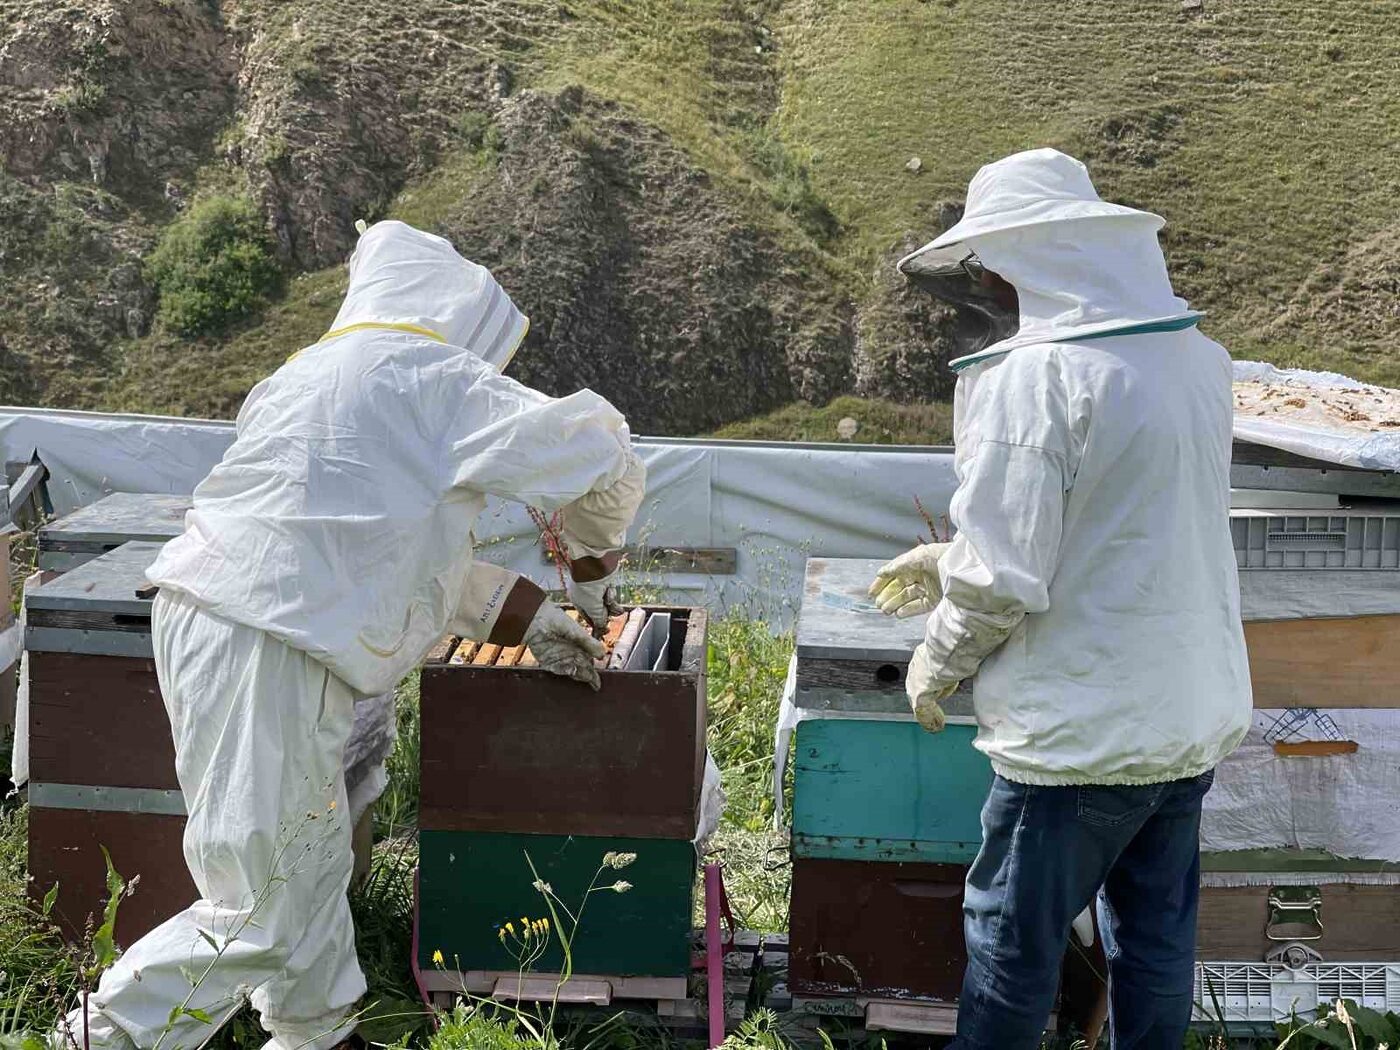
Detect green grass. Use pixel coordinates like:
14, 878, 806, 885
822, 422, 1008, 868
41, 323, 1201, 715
712, 396, 953, 445
99, 266, 347, 419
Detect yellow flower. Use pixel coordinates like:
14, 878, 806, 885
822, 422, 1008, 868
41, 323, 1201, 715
540, 917, 549, 932
431, 949, 444, 966
497, 928, 507, 942
505, 922, 515, 937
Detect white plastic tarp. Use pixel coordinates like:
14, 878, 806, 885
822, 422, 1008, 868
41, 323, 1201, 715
0, 409, 962, 625
1202, 707, 1400, 864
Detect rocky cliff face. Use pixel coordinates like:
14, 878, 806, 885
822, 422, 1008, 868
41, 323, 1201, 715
0, 0, 976, 425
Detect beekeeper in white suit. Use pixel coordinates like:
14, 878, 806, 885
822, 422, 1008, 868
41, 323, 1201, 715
60, 220, 645, 1050
870, 149, 1251, 1050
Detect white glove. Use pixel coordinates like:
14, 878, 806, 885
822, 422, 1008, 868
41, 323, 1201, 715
569, 574, 624, 636
906, 642, 957, 733
523, 603, 607, 691
869, 542, 953, 619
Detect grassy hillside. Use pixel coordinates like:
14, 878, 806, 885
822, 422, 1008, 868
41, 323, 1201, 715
769, 0, 1400, 384
4, 0, 1400, 427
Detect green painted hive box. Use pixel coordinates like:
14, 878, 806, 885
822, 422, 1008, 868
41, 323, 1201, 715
416, 607, 707, 988
790, 559, 993, 864
417, 831, 696, 978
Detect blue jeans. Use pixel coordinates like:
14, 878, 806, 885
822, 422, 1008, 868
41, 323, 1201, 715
950, 771, 1214, 1050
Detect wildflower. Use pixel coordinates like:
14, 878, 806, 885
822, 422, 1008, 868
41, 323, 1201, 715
605, 852, 637, 870
610, 880, 632, 893
505, 922, 516, 937
432, 949, 444, 966
532, 879, 552, 895
497, 928, 507, 943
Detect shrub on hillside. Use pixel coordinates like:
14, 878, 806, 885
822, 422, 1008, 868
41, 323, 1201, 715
147, 196, 280, 336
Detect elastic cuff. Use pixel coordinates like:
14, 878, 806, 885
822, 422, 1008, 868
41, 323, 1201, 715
569, 551, 623, 583
487, 578, 546, 646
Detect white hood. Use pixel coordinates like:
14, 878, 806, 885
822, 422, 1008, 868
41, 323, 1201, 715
326, 220, 528, 371
952, 215, 1200, 371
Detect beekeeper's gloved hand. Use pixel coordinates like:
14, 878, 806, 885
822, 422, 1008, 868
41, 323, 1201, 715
524, 603, 607, 690
906, 642, 958, 733
869, 542, 953, 619
568, 571, 624, 637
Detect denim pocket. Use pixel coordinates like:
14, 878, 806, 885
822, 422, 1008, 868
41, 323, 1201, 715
1076, 783, 1165, 827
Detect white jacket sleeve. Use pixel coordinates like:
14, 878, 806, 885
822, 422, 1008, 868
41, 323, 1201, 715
558, 449, 647, 563
920, 350, 1074, 691
446, 369, 636, 512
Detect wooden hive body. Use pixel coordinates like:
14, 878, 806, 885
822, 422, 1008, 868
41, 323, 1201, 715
416, 607, 707, 988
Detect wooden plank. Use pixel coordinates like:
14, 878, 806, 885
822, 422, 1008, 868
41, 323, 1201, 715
497, 645, 525, 668
1272, 740, 1360, 757
1197, 883, 1400, 961
451, 642, 478, 665
421, 970, 690, 1002
472, 644, 502, 666
865, 1000, 958, 1036
1244, 615, 1400, 708
544, 546, 737, 575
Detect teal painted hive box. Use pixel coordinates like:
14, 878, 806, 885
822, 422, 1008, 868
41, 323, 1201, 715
416, 608, 708, 995
789, 559, 993, 864
792, 720, 992, 863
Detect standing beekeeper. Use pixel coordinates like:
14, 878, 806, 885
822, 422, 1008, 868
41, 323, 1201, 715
869, 148, 1251, 1050
59, 220, 645, 1050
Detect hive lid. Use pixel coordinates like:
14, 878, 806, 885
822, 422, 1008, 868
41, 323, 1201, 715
797, 557, 926, 663
39, 492, 191, 546
26, 541, 164, 617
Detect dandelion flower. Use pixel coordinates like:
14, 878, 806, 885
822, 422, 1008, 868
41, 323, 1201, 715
432, 949, 444, 966
611, 880, 632, 893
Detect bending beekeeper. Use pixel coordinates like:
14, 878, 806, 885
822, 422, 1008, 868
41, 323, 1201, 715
870, 149, 1251, 1050
58, 220, 645, 1050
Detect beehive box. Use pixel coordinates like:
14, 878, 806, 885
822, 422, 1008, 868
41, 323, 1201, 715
36, 492, 191, 572
24, 540, 381, 945
788, 856, 967, 1000
1, 528, 17, 735
23, 541, 192, 944
790, 558, 992, 865
416, 606, 707, 992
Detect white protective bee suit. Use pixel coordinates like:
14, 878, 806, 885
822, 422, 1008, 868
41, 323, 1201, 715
897, 148, 1253, 785
64, 221, 645, 1050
